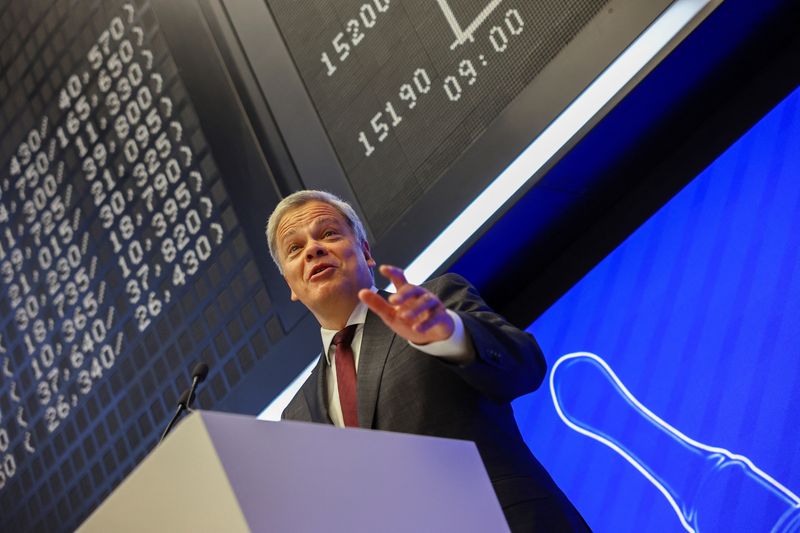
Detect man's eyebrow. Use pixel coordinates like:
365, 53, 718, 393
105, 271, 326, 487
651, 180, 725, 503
279, 216, 342, 244
310, 217, 345, 232
278, 228, 297, 243
314, 216, 341, 226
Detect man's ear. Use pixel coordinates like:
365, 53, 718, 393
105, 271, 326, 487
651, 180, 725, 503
284, 276, 299, 301
362, 240, 376, 268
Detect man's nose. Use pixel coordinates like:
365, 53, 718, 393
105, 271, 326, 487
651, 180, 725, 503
305, 240, 326, 260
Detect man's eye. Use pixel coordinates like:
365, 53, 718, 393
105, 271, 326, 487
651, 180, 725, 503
287, 244, 300, 254
323, 230, 337, 238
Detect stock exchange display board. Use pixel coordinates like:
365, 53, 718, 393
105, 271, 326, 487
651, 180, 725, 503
0, 1, 291, 530
263, 0, 609, 237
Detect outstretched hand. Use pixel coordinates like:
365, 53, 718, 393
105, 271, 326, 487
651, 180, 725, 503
359, 265, 455, 345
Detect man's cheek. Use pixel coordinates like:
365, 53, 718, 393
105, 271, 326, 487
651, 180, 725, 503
284, 273, 301, 301
341, 247, 357, 261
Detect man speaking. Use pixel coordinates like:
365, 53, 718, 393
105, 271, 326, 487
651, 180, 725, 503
266, 190, 587, 532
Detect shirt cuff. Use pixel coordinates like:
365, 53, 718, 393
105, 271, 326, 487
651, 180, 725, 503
408, 309, 475, 364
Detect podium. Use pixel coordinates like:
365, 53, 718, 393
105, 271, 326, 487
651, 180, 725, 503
79, 411, 510, 532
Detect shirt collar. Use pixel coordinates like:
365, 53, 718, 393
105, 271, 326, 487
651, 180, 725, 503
320, 286, 377, 364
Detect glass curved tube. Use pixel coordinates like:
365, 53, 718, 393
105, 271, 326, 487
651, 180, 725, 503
550, 352, 800, 533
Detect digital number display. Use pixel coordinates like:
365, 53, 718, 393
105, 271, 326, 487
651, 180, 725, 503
2, 0, 220, 449
265, 0, 609, 237
0, 1, 285, 530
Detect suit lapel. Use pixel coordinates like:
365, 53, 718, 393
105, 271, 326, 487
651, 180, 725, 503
357, 305, 396, 428
303, 353, 332, 424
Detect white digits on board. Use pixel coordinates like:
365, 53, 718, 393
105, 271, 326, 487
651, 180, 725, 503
0, 2, 230, 479
355, 9, 526, 159
357, 68, 431, 157
442, 9, 525, 102
320, 0, 391, 76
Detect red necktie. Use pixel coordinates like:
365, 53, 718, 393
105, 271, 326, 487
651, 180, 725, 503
333, 324, 359, 427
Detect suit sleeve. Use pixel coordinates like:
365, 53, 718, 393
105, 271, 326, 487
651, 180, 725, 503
425, 273, 547, 403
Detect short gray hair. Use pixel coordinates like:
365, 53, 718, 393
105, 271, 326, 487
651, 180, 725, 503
266, 190, 368, 274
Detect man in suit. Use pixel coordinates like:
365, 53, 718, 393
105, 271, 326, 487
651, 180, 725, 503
266, 190, 587, 532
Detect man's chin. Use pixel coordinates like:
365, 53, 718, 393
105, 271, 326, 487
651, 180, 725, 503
296, 272, 372, 310
306, 279, 354, 303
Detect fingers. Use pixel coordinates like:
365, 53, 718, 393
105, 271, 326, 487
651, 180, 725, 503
379, 264, 408, 289
364, 266, 454, 342
388, 281, 442, 320
362, 285, 440, 323
398, 292, 440, 321
359, 289, 395, 321
413, 311, 448, 333
389, 284, 424, 305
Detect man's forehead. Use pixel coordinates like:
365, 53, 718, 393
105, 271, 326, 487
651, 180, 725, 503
277, 202, 346, 239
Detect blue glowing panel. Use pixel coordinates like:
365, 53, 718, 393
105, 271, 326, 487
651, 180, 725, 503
515, 86, 800, 532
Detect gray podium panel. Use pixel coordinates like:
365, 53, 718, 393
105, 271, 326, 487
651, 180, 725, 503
79, 410, 509, 532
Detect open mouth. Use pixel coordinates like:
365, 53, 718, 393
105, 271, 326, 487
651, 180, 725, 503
309, 264, 334, 280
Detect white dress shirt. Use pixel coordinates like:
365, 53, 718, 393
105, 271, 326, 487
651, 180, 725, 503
320, 287, 474, 427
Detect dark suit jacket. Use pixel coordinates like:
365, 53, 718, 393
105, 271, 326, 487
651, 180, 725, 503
283, 273, 587, 532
